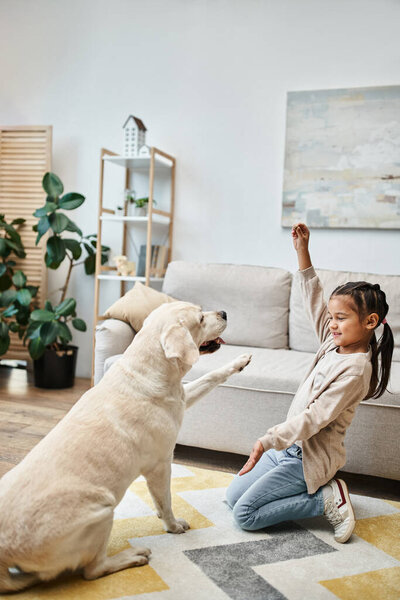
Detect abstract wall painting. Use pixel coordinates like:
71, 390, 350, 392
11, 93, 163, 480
282, 85, 400, 229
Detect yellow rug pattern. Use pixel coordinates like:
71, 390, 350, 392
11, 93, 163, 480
0, 464, 398, 600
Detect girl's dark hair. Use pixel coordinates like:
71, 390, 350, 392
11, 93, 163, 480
330, 281, 394, 399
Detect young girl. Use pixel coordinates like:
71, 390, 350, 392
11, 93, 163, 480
226, 223, 394, 543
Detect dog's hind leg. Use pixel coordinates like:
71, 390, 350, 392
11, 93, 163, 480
0, 560, 41, 593
82, 517, 151, 581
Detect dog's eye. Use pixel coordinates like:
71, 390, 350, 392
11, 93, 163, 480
200, 315, 204, 323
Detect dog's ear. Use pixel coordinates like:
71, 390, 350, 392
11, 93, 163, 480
160, 323, 199, 365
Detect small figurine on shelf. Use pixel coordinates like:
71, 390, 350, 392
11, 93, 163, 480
113, 255, 136, 277
138, 144, 150, 157
122, 115, 147, 157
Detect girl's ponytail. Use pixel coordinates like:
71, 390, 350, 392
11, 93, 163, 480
368, 320, 394, 399
331, 281, 394, 399
371, 320, 394, 399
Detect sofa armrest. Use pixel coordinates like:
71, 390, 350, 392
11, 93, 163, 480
94, 319, 135, 385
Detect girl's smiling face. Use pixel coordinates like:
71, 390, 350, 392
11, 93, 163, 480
327, 295, 379, 354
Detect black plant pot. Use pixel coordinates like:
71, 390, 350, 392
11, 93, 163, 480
33, 345, 78, 389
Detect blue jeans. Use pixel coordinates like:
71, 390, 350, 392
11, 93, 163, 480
226, 444, 325, 530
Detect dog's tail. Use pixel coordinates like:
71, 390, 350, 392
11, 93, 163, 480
0, 558, 40, 593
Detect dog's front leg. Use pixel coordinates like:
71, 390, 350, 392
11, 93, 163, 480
145, 460, 190, 534
184, 353, 251, 409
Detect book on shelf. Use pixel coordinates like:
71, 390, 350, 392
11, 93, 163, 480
154, 245, 168, 277
136, 244, 168, 278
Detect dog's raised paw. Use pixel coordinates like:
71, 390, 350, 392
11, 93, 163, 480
232, 353, 252, 373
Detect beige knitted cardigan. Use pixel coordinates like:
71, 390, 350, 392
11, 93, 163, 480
259, 266, 372, 494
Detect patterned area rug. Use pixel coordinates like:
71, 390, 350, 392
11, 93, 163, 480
1, 464, 399, 600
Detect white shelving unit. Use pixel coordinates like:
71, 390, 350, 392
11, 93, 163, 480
103, 154, 172, 172
97, 274, 164, 283
92, 145, 176, 380
100, 214, 170, 225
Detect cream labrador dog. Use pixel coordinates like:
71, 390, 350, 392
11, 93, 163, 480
0, 301, 251, 592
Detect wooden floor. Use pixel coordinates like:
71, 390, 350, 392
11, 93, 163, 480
1, 365, 399, 501
0, 365, 90, 478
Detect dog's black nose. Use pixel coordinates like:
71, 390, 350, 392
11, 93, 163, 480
219, 311, 227, 321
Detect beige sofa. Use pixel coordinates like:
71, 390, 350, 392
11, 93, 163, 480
94, 261, 400, 482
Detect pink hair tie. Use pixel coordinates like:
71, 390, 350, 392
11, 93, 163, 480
382, 318, 387, 325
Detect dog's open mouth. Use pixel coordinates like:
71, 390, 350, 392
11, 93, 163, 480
199, 337, 225, 354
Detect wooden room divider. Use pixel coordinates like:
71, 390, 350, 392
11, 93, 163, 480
0, 125, 52, 360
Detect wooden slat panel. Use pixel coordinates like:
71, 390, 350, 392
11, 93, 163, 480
0, 125, 52, 360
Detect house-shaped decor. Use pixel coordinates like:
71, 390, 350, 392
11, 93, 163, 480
123, 115, 147, 157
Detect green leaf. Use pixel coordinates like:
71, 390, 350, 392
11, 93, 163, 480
16, 305, 31, 326
46, 236, 66, 265
30, 309, 56, 322
11, 218, 25, 225
42, 172, 64, 198
59, 192, 85, 210
26, 285, 39, 298
2, 304, 18, 317
65, 218, 82, 237
55, 298, 76, 317
33, 202, 57, 218
25, 320, 41, 339
0, 289, 17, 306
84, 254, 95, 275
57, 321, 72, 342
0, 274, 12, 292
45, 300, 53, 311
16, 288, 32, 306
0, 264, 6, 277
44, 253, 63, 270
4, 224, 22, 244
49, 212, 69, 234
64, 239, 82, 260
28, 337, 46, 359
72, 318, 86, 332
9, 322, 19, 332
0, 238, 7, 257
4, 239, 25, 258
12, 270, 27, 288
35, 216, 51, 244
39, 321, 59, 346
84, 242, 94, 256
6, 260, 16, 267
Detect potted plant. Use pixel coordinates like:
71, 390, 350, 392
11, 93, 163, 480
0, 215, 39, 355
124, 190, 156, 216
25, 172, 110, 388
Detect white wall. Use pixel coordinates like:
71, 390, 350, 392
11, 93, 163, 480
1, 0, 399, 376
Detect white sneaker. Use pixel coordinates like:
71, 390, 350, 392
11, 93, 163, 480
322, 478, 355, 543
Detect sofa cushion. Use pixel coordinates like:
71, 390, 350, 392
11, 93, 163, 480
104, 281, 176, 332
94, 319, 135, 385
162, 261, 292, 349
289, 268, 400, 361
184, 344, 314, 395
183, 344, 400, 406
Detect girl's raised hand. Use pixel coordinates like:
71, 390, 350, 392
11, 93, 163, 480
291, 222, 310, 252
238, 440, 264, 476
